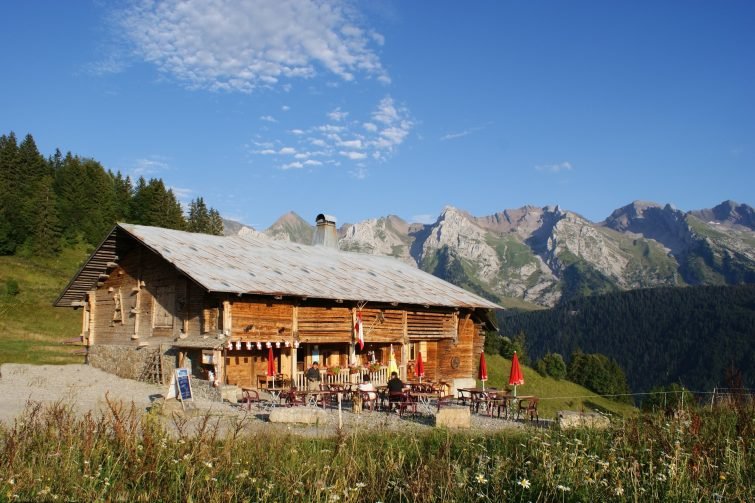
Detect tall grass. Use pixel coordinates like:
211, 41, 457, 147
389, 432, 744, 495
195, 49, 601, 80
1, 399, 751, 502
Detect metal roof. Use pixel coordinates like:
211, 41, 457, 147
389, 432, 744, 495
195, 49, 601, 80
56, 223, 502, 311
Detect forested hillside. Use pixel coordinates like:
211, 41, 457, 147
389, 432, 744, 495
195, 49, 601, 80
0, 131, 223, 257
499, 285, 755, 393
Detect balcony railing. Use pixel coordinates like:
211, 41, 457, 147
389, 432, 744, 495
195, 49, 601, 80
292, 366, 394, 389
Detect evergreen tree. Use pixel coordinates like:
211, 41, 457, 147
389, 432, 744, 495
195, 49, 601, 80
112, 171, 133, 222
0, 132, 22, 253
29, 175, 61, 255
208, 208, 224, 236
187, 197, 210, 233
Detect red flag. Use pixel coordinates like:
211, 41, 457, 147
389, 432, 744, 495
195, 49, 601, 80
479, 351, 488, 381
355, 312, 364, 350
509, 351, 524, 386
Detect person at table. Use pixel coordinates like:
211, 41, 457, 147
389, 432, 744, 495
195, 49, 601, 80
386, 371, 404, 410
305, 361, 321, 392
358, 375, 377, 401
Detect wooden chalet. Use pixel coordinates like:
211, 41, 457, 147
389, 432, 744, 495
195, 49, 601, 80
55, 215, 501, 396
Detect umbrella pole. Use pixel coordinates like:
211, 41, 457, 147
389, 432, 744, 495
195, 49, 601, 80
513, 385, 517, 398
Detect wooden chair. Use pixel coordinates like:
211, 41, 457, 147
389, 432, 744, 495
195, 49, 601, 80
397, 392, 417, 417
457, 389, 472, 407
360, 389, 378, 411
242, 388, 261, 410
387, 391, 404, 413
282, 387, 306, 407
517, 397, 539, 422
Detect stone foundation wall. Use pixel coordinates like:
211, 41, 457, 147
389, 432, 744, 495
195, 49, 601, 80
190, 378, 222, 402
88, 344, 176, 384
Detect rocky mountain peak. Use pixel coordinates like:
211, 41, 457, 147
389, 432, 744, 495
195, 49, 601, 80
690, 200, 755, 231
264, 211, 313, 244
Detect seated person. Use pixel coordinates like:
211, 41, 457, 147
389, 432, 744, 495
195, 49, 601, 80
387, 371, 404, 394
357, 375, 377, 401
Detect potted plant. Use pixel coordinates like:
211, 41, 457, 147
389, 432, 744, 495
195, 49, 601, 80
368, 362, 381, 373
328, 365, 341, 375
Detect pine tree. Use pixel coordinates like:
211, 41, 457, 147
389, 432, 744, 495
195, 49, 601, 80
112, 171, 133, 222
208, 208, 224, 236
187, 197, 210, 233
29, 175, 61, 255
0, 132, 22, 253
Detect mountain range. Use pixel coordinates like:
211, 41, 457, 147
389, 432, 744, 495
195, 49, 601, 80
225, 200, 755, 308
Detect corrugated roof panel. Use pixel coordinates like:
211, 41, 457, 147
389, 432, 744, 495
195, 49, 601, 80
57, 223, 502, 310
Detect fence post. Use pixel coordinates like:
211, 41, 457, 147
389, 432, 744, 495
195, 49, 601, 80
710, 387, 716, 411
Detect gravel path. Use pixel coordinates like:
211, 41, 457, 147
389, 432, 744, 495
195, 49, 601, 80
0, 363, 536, 437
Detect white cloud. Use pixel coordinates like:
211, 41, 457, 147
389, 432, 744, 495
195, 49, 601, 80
328, 107, 349, 121
340, 151, 367, 160
338, 138, 363, 149
304, 159, 322, 166
281, 105, 290, 112
535, 161, 573, 173
441, 130, 471, 141
117, 0, 389, 93
372, 97, 400, 125
281, 161, 304, 170
169, 186, 194, 201
350, 166, 368, 179
131, 156, 170, 176
247, 95, 413, 173
260, 115, 277, 123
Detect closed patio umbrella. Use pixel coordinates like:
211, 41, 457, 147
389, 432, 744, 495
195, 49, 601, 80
509, 351, 524, 397
416, 351, 425, 382
267, 346, 275, 388
388, 344, 399, 377
479, 351, 488, 390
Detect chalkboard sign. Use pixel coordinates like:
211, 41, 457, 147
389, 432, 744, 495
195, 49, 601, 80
176, 368, 193, 402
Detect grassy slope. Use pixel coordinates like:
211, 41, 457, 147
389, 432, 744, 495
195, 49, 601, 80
478, 353, 637, 419
0, 246, 88, 365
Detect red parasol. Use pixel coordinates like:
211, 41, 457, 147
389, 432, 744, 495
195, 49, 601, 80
478, 351, 488, 390
416, 351, 425, 382
267, 346, 275, 388
508, 351, 524, 396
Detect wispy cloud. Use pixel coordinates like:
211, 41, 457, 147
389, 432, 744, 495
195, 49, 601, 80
115, 0, 389, 93
535, 161, 573, 173
440, 123, 490, 141
328, 107, 349, 121
260, 115, 277, 123
247, 95, 413, 172
131, 155, 171, 176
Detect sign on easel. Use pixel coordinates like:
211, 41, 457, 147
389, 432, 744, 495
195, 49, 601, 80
166, 368, 193, 408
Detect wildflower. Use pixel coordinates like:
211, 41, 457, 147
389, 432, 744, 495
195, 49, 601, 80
656, 474, 667, 482
329, 494, 340, 502
556, 485, 571, 492
719, 473, 727, 481
518, 479, 531, 489
355, 482, 367, 489
203, 461, 213, 469
183, 454, 191, 460
475, 473, 488, 484
211, 478, 217, 483
614, 486, 624, 496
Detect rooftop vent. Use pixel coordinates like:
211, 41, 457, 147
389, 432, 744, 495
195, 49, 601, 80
312, 213, 338, 249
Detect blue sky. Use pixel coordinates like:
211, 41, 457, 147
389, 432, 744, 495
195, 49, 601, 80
1, 1, 753, 229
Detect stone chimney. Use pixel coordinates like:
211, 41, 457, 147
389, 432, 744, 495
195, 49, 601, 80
312, 213, 338, 249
